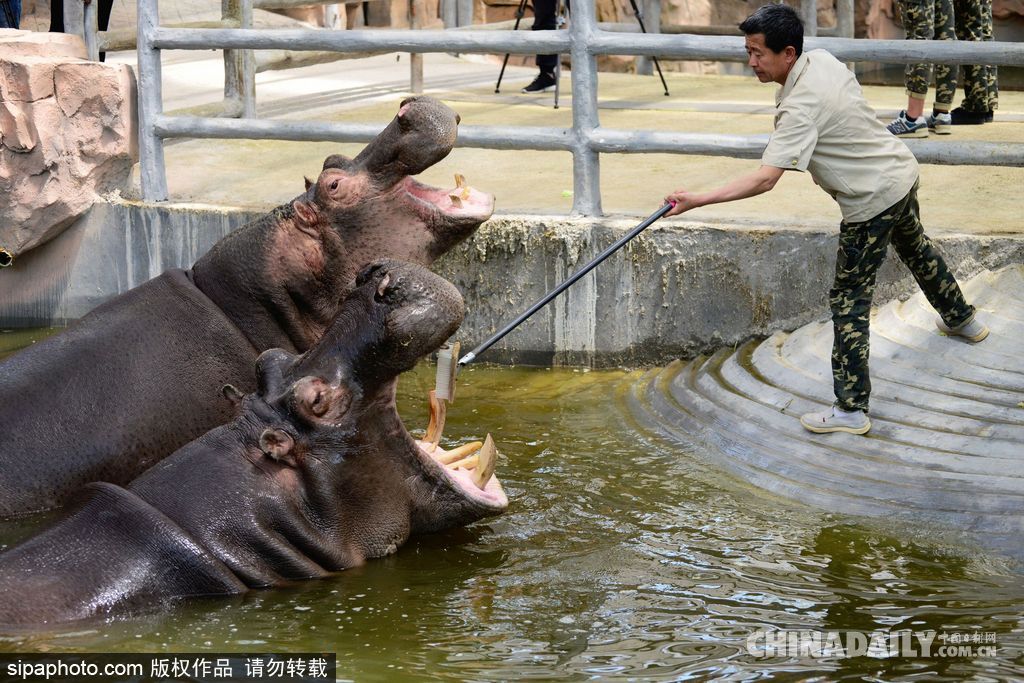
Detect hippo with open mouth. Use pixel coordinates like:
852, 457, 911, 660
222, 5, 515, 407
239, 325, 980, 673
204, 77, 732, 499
0, 96, 494, 517
0, 260, 508, 626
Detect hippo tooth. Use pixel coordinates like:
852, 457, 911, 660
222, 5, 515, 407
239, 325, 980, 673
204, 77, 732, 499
437, 440, 483, 465
424, 389, 446, 445
448, 453, 478, 471
454, 174, 471, 200
449, 194, 463, 209
473, 435, 497, 490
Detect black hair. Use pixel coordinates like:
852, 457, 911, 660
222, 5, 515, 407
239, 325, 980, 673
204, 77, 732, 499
739, 4, 804, 57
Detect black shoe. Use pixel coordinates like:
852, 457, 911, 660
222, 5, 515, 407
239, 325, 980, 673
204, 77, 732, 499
521, 71, 557, 94
950, 106, 988, 125
986, 109, 995, 123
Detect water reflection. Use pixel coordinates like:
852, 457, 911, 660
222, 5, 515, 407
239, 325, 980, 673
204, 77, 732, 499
0, 330, 1021, 680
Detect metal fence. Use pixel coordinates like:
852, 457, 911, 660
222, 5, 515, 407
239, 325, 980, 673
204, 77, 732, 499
137, 0, 1024, 216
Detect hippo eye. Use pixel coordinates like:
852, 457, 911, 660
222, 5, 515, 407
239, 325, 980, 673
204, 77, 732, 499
329, 179, 339, 192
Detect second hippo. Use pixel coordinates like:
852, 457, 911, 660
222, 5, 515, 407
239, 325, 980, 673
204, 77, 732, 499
0, 260, 507, 626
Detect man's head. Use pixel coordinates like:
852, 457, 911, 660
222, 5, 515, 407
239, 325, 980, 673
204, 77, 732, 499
739, 4, 804, 85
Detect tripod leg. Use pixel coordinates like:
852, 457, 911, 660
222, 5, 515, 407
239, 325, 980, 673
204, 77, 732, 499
627, 0, 670, 96
496, 0, 531, 93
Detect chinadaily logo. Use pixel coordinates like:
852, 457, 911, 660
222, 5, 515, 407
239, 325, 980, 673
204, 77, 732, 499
746, 629, 999, 659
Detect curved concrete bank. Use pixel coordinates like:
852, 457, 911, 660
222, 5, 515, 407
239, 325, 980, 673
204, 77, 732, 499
625, 265, 1024, 561
1, 198, 1023, 368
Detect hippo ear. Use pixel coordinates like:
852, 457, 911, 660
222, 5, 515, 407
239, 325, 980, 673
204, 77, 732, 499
291, 200, 319, 238
256, 348, 295, 396
221, 383, 245, 407
259, 428, 300, 467
303, 176, 313, 191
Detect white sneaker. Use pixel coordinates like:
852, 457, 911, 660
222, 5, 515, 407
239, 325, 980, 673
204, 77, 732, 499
935, 315, 989, 343
800, 406, 871, 435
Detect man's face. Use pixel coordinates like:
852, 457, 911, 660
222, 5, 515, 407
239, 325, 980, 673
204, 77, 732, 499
745, 33, 796, 85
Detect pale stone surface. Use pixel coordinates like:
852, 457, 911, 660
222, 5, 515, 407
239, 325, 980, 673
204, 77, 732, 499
0, 30, 137, 262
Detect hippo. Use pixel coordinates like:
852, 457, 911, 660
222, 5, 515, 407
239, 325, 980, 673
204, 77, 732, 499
0, 260, 508, 626
0, 96, 493, 517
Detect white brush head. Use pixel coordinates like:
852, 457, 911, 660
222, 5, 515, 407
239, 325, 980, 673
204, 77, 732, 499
434, 341, 460, 402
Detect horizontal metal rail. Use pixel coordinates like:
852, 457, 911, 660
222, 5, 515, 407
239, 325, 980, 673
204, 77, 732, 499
149, 27, 1024, 66
155, 117, 1024, 167
138, 0, 1024, 215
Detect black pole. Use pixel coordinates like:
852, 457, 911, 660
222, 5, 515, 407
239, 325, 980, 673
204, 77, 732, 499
458, 202, 674, 366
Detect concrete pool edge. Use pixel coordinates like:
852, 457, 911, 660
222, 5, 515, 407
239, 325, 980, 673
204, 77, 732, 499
2, 197, 1022, 367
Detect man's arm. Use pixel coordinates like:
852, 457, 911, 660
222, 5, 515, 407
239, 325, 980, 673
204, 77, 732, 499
664, 165, 786, 217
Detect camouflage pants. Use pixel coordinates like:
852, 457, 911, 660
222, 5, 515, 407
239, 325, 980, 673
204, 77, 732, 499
898, 0, 958, 108
953, 0, 999, 111
829, 183, 974, 412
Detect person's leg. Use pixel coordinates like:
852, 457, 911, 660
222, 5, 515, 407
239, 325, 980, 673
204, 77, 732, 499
932, 0, 958, 114
952, 0, 990, 121
49, 0, 64, 32
899, 0, 934, 118
886, 183, 976, 329
828, 200, 906, 414
533, 0, 557, 74
978, 0, 998, 115
0, 0, 20, 28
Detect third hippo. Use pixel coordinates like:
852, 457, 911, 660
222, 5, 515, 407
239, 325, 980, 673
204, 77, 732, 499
0, 96, 493, 517
0, 260, 508, 626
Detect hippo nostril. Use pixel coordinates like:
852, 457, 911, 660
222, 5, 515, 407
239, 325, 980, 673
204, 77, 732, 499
455, 113, 461, 125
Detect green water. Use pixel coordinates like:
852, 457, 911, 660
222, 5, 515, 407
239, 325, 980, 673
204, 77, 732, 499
1, 329, 1022, 681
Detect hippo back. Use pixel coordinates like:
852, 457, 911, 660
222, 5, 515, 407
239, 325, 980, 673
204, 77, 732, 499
0, 270, 257, 517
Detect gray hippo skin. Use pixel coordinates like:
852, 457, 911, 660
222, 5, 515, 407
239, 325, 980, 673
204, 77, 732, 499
0, 260, 508, 626
0, 96, 493, 517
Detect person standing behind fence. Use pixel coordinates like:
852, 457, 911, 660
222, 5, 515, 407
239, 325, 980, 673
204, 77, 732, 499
0, 0, 20, 28
950, 0, 998, 123
886, 0, 958, 137
521, 0, 559, 93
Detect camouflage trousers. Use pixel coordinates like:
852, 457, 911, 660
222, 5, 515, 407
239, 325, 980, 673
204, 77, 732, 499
829, 183, 974, 412
898, 0, 958, 108
953, 0, 999, 112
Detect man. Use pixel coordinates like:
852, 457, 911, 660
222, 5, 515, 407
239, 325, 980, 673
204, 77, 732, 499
665, 3, 988, 436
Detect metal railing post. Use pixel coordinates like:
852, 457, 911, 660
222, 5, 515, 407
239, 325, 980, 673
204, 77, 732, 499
223, 0, 256, 117
569, 0, 602, 217
138, 0, 169, 201
836, 0, 854, 38
83, 0, 100, 61
636, 0, 659, 76
409, 0, 423, 93
801, 0, 817, 37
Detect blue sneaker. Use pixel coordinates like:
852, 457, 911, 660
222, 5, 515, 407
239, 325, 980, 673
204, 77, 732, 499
886, 110, 928, 138
927, 110, 952, 134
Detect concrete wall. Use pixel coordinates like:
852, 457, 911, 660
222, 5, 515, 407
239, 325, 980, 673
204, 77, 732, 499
2, 198, 1022, 366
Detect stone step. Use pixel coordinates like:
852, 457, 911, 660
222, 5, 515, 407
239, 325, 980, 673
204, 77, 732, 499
621, 266, 1024, 561
717, 343, 1024, 472
779, 322, 1024, 424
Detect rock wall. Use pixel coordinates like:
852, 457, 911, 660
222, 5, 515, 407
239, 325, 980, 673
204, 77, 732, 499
0, 29, 137, 265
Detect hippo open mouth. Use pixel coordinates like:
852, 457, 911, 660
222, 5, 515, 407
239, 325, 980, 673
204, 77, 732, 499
411, 385, 508, 515
402, 174, 494, 228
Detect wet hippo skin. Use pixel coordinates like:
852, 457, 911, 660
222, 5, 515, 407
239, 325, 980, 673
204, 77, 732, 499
0, 97, 494, 517
0, 261, 508, 626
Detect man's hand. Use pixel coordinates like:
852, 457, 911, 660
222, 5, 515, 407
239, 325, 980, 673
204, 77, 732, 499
664, 189, 703, 216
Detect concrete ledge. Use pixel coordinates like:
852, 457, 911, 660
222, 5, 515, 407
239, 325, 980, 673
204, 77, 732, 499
2, 198, 1022, 366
